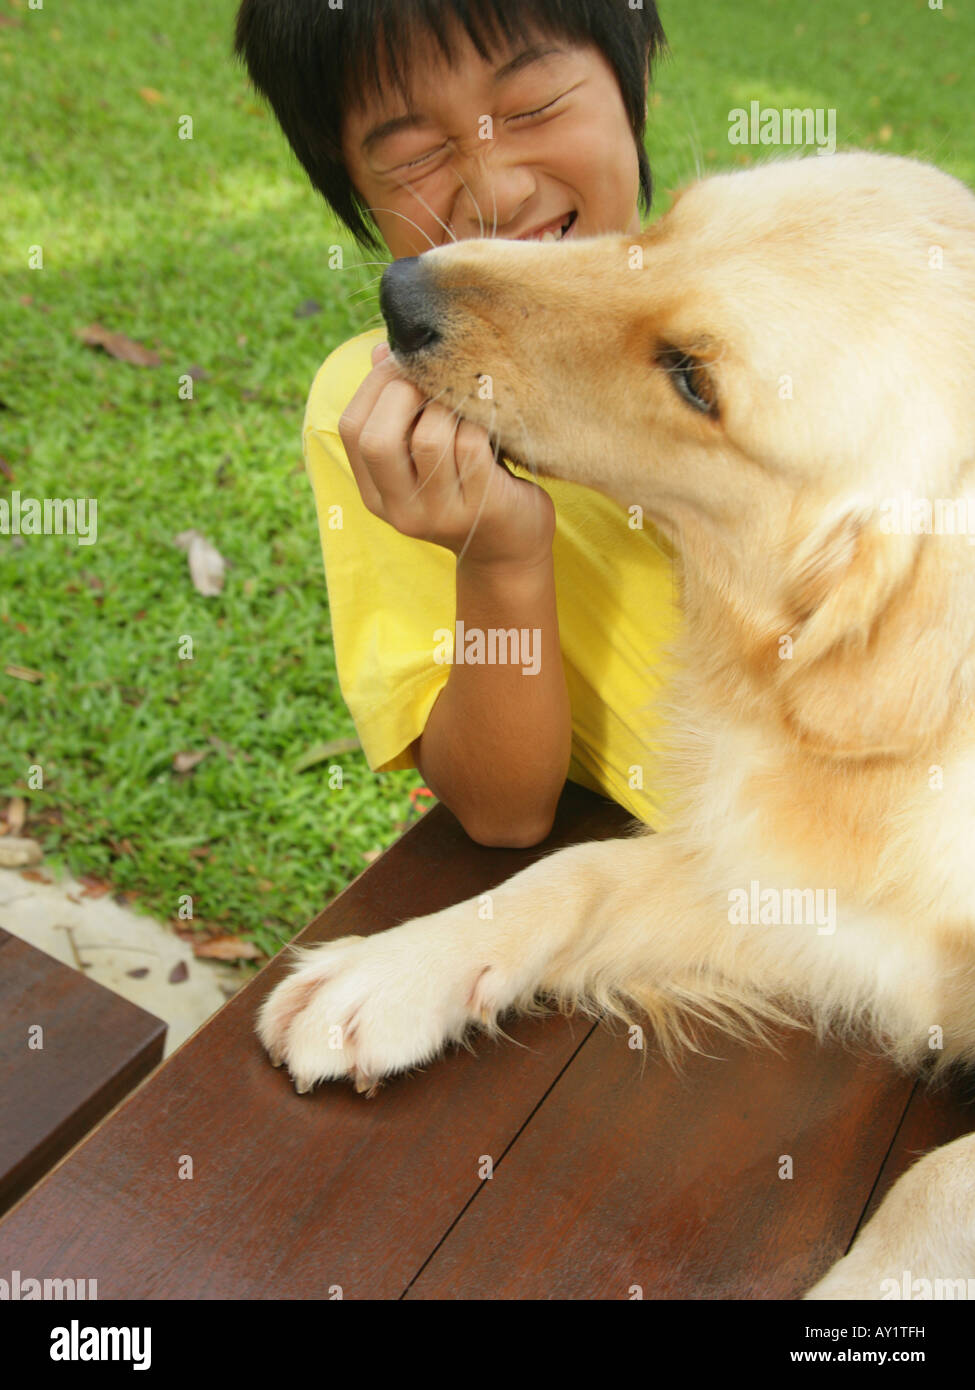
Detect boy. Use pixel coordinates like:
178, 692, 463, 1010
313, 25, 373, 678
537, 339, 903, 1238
234, 0, 677, 846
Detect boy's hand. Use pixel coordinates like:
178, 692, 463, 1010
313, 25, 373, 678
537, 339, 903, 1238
338, 341, 556, 569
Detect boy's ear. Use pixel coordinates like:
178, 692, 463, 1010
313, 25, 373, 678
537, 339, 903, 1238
775, 503, 975, 758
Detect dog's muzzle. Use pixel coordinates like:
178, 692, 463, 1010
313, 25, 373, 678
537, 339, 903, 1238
379, 256, 443, 356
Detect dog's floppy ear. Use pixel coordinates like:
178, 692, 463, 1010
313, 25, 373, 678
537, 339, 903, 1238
784, 501, 911, 666
776, 502, 975, 758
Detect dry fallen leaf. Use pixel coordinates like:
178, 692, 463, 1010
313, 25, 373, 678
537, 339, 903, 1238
4, 797, 26, 834
138, 86, 164, 104
173, 529, 226, 596
5, 665, 44, 683
77, 322, 161, 367
0, 837, 42, 868
79, 876, 113, 899
172, 748, 212, 774
192, 934, 263, 961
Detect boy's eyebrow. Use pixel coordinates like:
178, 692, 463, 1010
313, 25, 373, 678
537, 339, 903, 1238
360, 44, 568, 156
493, 43, 567, 84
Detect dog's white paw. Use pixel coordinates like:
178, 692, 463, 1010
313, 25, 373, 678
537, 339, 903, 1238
256, 920, 516, 1096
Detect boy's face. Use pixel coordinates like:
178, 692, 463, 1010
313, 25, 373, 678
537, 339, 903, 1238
341, 23, 645, 258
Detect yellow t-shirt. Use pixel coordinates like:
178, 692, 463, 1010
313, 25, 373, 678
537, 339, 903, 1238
303, 327, 681, 828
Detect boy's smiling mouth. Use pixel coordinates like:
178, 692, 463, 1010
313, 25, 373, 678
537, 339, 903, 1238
513, 209, 578, 242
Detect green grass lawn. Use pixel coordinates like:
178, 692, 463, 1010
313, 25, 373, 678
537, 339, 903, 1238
1, 0, 973, 968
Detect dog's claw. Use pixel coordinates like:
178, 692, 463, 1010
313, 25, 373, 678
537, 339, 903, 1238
353, 1070, 380, 1098
268, 1045, 285, 1068
293, 1074, 315, 1095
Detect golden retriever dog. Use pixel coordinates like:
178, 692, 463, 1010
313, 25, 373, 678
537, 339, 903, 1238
258, 152, 975, 1299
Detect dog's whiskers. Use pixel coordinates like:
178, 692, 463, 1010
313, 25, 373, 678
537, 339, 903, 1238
455, 460, 498, 564
447, 393, 511, 564
364, 206, 438, 251
451, 164, 485, 239
389, 178, 459, 247
504, 398, 542, 484
358, 310, 409, 345
405, 389, 461, 500
347, 275, 385, 301
469, 150, 500, 239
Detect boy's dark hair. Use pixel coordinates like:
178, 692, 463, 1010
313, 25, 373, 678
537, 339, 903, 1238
234, 0, 667, 253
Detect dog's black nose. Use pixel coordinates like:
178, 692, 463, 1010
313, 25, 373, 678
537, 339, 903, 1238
379, 256, 442, 355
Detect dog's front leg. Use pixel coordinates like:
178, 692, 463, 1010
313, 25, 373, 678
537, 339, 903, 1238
257, 831, 730, 1095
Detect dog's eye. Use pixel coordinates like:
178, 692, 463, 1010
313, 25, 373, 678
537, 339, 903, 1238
659, 349, 718, 417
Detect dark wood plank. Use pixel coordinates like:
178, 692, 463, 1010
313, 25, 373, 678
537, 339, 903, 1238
0, 784, 634, 1299
406, 1024, 917, 1300
0, 927, 166, 1216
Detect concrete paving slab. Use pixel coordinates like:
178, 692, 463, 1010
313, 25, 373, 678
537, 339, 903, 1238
0, 866, 245, 1057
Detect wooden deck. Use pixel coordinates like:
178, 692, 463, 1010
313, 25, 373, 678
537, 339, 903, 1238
0, 782, 971, 1299
0, 926, 165, 1218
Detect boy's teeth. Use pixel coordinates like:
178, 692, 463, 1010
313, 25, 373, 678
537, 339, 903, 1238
541, 229, 558, 242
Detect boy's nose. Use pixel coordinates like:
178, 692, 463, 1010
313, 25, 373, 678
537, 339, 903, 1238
379, 257, 442, 355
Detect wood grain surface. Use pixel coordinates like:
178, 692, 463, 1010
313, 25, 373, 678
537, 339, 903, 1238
0, 927, 166, 1216
0, 784, 970, 1300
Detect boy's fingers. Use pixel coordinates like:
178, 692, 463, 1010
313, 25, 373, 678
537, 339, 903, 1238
406, 402, 465, 497
339, 360, 421, 509
452, 417, 503, 505
344, 444, 386, 518
408, 403, 495, 505
339, 355, 416, 446
371, 341, 391, 365
350, 379, 435, 508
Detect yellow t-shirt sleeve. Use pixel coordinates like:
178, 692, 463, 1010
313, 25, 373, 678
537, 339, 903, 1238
303, 331, 456, 774
303, 327, 682, 828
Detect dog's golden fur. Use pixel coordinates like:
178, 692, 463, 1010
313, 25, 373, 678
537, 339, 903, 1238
259, 153, 975, 1296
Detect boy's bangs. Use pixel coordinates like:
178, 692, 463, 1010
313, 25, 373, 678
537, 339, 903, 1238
346, 0, 604, 114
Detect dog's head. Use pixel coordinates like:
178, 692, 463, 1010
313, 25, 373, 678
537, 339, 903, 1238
382, 153, 975, 758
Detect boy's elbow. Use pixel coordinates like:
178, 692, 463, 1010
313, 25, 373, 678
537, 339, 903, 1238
461, 810, 556, 849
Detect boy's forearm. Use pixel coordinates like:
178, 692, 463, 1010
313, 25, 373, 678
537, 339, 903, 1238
411, 552, 571, 847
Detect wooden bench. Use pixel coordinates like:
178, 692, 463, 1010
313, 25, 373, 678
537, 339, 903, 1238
0, 926, 166, 1218
0, 782, 971, 1298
